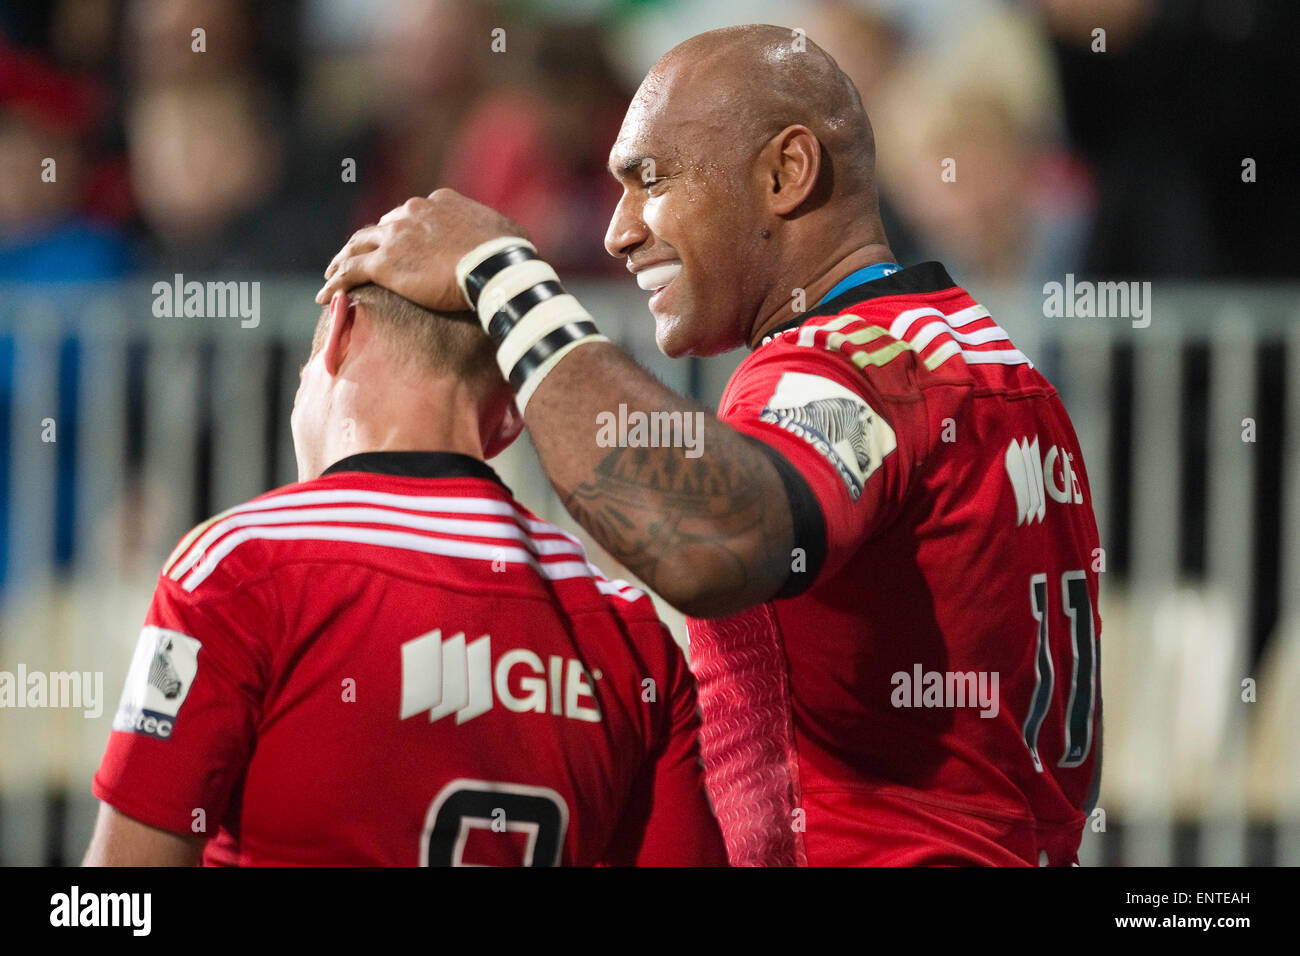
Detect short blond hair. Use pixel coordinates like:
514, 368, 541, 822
313, 284, 505, 397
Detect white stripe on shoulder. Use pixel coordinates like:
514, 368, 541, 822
167, 505, 584, 581
961, 348, 1032, 367
595, 579, 647, 603
945, 304, 991, 328
950, 323, 1012, 346
167, 487, 555, 579
179, 523, 595, 592
796, 313, 857, 347
162, 502, 247, 577
789, 301, 1028, 370
888, 307, 945, 339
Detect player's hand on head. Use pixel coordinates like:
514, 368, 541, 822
314, 189, 529, 310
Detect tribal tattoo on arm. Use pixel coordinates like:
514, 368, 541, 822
528, 344, 795, 617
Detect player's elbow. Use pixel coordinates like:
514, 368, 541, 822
668, 585, 758, 619
83, 803, 205, 867
653, 548, 784, 619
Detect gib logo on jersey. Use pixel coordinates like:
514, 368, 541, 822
1005, 436, 1083, 525
399, 630, 601, 725
111, 626, 201, 739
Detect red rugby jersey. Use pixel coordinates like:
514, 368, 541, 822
94, 451, 725, 866
687, 262, 1103, 866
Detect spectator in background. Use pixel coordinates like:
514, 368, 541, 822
122, 0, 315, 272
806, 1, 922, 268
0, 41, 135, 600
346, 0, 496, 232
871, 6, 1089, 283
125, 0, 264, 84
0, 45, 134, 280
440, 23, 629, 275
806, 1, 902, 119
327, 3, 626, 275
125, 76, 290, 270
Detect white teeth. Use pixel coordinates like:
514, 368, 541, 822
635, 262, 682, 292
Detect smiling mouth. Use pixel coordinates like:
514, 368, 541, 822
635, 261, 682, 293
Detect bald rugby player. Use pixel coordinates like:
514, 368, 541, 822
318, 25, 1103, 866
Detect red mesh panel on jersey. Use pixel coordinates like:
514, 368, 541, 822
687, 604, 805, 867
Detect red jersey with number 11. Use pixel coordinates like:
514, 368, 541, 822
687, 262, 1102, 866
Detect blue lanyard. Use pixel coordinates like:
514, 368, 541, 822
817, 262, 901, 306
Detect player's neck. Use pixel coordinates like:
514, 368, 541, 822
748, 241, 896, 349
328, 388, 487, 468
344, 426, 485, 463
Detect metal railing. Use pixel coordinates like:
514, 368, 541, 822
1, 277, 1297, 865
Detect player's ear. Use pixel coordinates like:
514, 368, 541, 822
483, 395, 524, 459
322, 291, 356, 377
766, 124, 821, 217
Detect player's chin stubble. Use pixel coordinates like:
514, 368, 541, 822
654, 314, 693, 359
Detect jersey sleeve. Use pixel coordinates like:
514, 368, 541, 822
720, 333, 918, 590
92, 556, 274, 839
608, 624, 728, 866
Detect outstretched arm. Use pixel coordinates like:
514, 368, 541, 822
316, 191, 796, 617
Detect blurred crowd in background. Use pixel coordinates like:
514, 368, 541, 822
2, 0, 1297, 288
2, 1, 1299, 866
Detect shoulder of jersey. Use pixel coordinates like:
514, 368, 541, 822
158, 476, 655, 613
504, 502, 659, 622
757, 298, 1027, 379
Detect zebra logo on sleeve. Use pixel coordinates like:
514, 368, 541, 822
149, 638, 184, 699
112, 627, 202, 739
759, 371, 897, 500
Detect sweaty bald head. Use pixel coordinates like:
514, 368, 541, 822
633, 24, 877, 214
605, 24, 888, 358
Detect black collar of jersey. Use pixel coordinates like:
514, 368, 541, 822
754, 260, 958, 348
321, 450, 510, 492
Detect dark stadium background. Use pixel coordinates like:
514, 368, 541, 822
1, 0, 1297, 866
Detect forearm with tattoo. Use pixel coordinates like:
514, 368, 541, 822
524, 342, 794, 618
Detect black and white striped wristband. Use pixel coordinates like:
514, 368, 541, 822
456, 237, 609, 411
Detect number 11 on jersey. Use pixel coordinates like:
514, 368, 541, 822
1023, 570, 1097, 772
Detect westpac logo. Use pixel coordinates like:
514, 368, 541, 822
1005, 436, 1083, 526
399, 629, 601, 725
